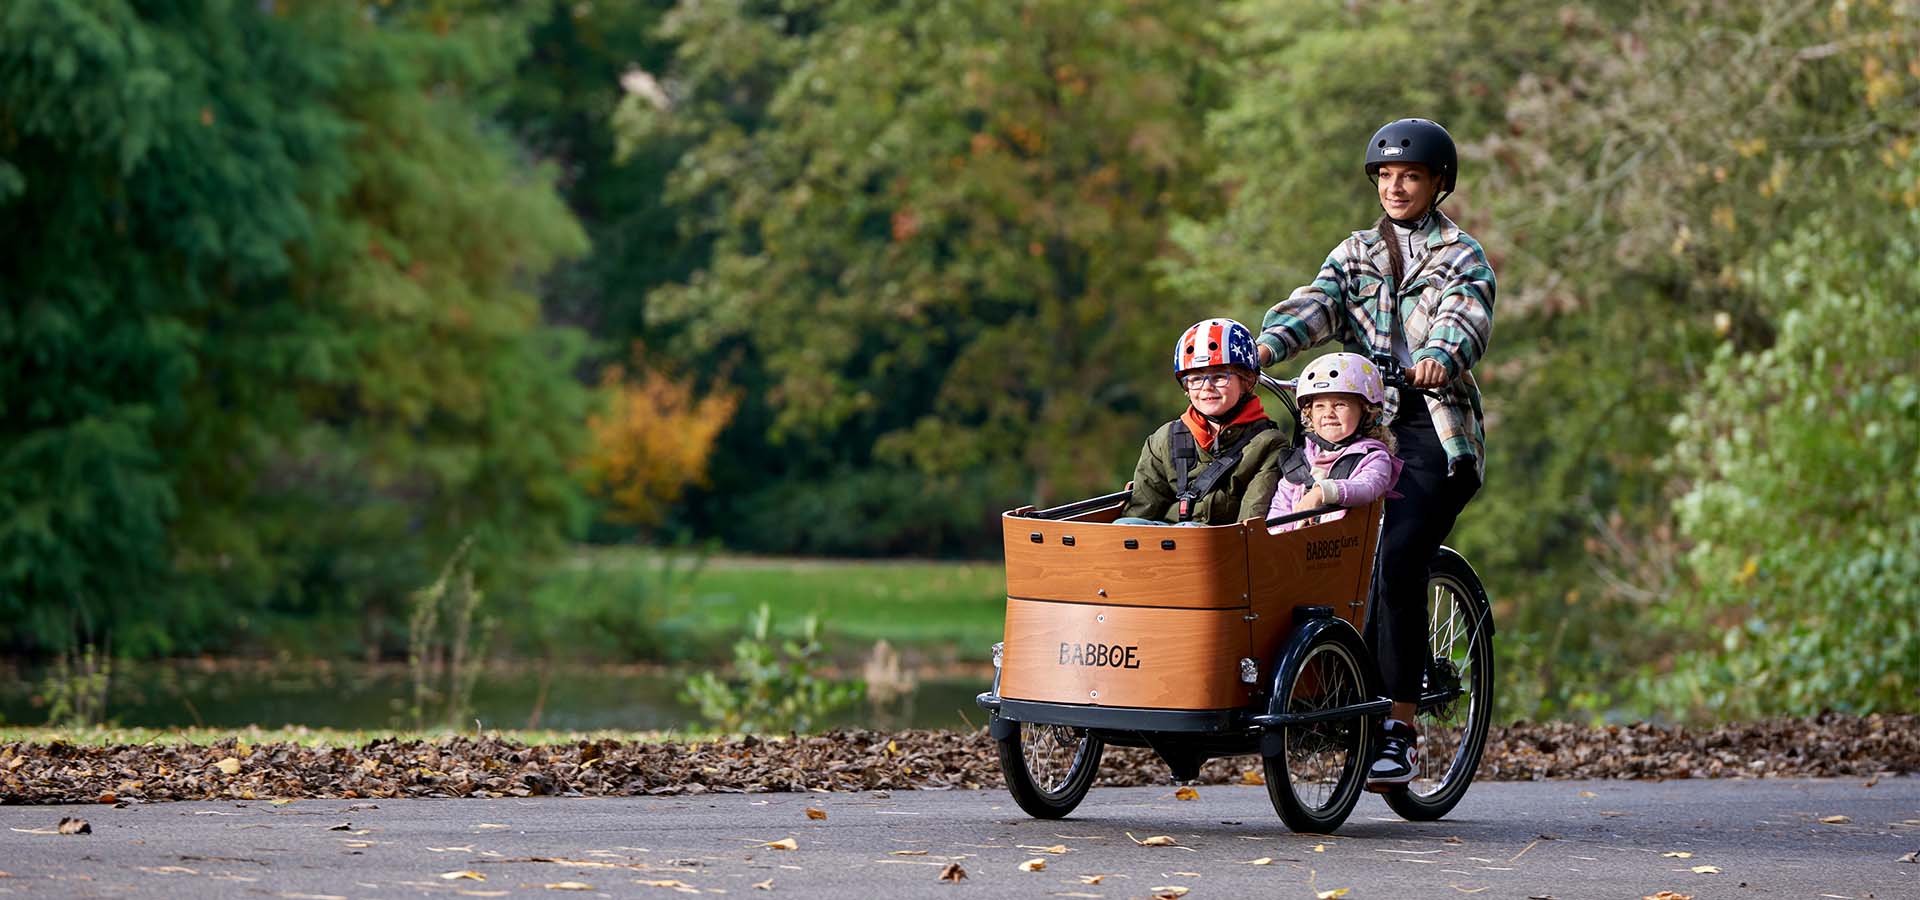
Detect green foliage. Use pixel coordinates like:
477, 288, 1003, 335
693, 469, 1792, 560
38, 643, 113, 729
628, 0, 1226, 538
1644, 210, 1920, 718
524, 544, 714, 662
681, 603, 864, 734
1, 1, 592, 657
407, 539, 493, 731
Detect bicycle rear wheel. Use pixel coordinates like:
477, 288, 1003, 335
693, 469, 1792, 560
1384, 549, 1494, 821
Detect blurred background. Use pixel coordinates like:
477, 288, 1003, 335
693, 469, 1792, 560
2, 0, 1914, 736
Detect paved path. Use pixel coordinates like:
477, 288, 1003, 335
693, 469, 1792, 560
2, 777, 1915, 899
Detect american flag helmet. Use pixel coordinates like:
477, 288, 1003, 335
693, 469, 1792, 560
1174, 318, 1259, 377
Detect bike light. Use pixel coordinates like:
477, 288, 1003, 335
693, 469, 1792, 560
1240, 658, 1258, 683
991, 641, 1004, 668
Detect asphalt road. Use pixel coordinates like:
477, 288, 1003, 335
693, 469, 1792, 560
2, 777, 1915, 900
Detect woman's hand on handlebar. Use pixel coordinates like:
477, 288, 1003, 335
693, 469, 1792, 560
1408, 357, 1447, 388
1257, 343, 1275, 367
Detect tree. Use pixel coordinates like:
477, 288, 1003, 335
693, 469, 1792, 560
625, 0, 1227, 555
1651, 209, 1919, 717
1, 0, 593, 656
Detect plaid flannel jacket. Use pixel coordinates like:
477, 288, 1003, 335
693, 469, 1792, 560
1256, 210, 1495, 478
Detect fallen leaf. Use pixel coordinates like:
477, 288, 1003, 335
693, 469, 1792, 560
1247, 857, 1274, 865
1597, 810, 1628, 818
1818, 815, 1851, 824
544, 883, 593, 891
1079, 875, 1105, 884
805, 808, 827, 821
1443, 836, 1465, 844
1578, 791, 1597, 799
328, 822, 352, 831
1151, 888, 1190, 898
1315, 890, 1349, 899
58, 817, 91, 835
937, 862, 966, 882
1313, 843, 1326, 853
890, 850, 929, 856
1053, 894, 1103, 899
1661, 852, 1694, 859
636, 879, 694, 888
440, 871, 486, 881
1642, 893, 1693, 900
1174, 786, 1199, 801
765, 838, 798, 850
753, 878, 774, 890
474, 823, 509, 830
1863, 776, 1880, 788
1018, 858, 1047, 872
1451, 888, 1490, 894
1172, 871, 1202, 877
1690, 865, 1720, 874
270, 798, 296, 806
1898, 851, 1918, 864
214, 758, 242, 776
1019, 844, 1069, 854
457, 892, 509, 898
1241, 769, 1266, 785
1128, 833, 1178, 847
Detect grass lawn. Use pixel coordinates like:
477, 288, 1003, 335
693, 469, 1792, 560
551, 549, 1009, 661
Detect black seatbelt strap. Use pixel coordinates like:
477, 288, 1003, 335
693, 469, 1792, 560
1171, 418, 1275, 522
1282, 446, 1369, 486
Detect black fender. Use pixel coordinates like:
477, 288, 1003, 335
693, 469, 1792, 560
1257, 608, 1382, 758
1433, 545, 1493, 637
989, 711, 1019, 742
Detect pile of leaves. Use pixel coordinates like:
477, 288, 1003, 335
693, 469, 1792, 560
3, 714, 1912, 805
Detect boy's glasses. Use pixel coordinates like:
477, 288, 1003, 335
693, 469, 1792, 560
1181, 372, 1236, 389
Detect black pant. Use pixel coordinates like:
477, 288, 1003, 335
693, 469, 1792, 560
1369, 399, 1480, 703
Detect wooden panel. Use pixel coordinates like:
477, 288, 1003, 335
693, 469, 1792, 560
1244, 500, 1384, 667
1002, 515, 1250, 609
999, 599, 1252, 709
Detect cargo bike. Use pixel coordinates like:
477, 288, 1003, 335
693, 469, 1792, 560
976, 367, 1494, 833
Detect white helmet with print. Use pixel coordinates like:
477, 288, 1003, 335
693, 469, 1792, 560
1296, 352, 1386, 406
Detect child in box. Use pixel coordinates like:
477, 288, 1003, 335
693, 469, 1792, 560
1114, 318, 1288, 526
1268, 352, 1402, 532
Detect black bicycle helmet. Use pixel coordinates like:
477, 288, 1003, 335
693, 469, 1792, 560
1364, 118, 1457, 192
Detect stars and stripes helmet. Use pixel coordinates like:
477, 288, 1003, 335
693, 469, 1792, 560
1173, 318, 1260, 378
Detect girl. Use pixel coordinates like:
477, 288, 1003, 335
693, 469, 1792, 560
1253, 117, 1495, 790
1267, 353, 1402, 532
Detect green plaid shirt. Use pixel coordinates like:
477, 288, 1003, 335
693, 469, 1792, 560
1256, 210, 1495, 478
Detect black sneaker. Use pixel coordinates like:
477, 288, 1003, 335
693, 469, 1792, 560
1366, 719, 1418, 791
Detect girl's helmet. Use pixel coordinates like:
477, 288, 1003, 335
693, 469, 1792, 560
1296, 352, 1386, 406
1364, 118, 1458, 192
1173, 318, 1260, 378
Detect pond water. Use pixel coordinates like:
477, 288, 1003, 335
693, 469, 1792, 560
0, 661, 993, 733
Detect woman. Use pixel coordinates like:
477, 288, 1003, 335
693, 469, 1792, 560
1253, 118, 1494, 790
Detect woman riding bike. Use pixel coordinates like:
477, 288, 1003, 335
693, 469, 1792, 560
1253, 117, 1495, 790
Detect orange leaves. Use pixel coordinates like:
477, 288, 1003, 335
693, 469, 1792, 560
579, 362, 739, 526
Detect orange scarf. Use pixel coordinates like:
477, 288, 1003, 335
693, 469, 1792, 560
1180, 395, 1271, 452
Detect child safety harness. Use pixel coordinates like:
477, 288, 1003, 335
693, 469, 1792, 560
1279, 445, 1368, 487
1168, 418, 1277, 522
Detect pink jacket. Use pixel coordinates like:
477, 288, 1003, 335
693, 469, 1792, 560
1267, 438, 1403, 533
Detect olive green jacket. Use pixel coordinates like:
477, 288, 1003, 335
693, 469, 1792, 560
1119, 418, 1288, 525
